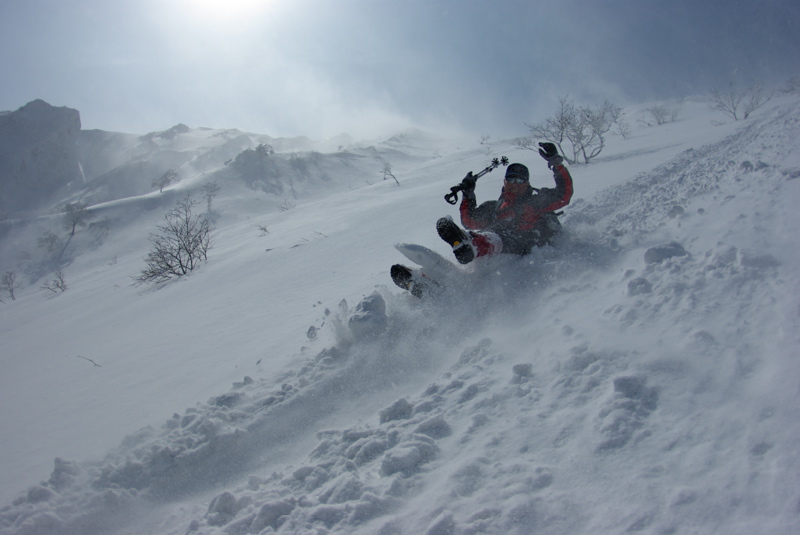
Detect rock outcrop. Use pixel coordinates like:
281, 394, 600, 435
0, 99, 82, 213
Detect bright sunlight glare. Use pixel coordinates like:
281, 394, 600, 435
178, 0, 272, 23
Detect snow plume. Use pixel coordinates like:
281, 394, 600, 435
1, 99, 800, 534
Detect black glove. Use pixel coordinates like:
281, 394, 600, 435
538, 142, 559, 160
460, 172, 476, 192
538, 142, 563, 166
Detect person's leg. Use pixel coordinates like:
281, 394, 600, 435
470, 231, 503, 258
390, 264, 437, 298
436, 217, 474, 264
436, 217, 502, 264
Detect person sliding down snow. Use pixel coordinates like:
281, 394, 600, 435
437, 142, 573, 264
390, 143, 573, 297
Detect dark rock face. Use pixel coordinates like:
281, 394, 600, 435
0, 99, 82, 213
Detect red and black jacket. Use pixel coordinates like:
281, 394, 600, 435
460, 162, 573, 253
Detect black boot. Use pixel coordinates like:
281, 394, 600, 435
436, 217, 474, 264
391, 264, 427, 298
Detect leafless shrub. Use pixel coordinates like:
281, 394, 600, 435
516, 96, 575, 160
133, 196, 212, 285
608, 104, 632, 139
2, 271, 20, 301
710, 76, 773, 120
278, 198, 296, 212
41, 270, 67, 294
382, 162, 400, 186
203, 181, 221, 212
641, 104, 680, 126
782, 76, 800, 95
517, 96, 623, 164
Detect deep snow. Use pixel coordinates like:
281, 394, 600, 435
1, 96, 799, 535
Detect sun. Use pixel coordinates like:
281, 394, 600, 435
178, 0, 270, 22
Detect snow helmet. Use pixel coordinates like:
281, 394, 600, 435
505, 163, 529, 183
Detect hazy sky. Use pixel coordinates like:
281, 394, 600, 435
1, 0, 798, 139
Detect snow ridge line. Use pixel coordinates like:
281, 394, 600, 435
566, 102, 800, 242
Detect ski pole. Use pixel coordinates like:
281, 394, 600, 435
444, 156, 508, 205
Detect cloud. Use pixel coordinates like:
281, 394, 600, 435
1, 0, 798, 139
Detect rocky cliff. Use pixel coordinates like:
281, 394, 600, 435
0, 99, 82, 213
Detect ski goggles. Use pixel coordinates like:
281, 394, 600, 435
505, 176, 528, 184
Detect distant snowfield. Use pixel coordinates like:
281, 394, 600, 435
1, 96, 799, 534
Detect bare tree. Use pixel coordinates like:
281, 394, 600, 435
133, 196, 212, 285
782, 76, 800, 95
518, 96, 620, 164
710, 77, 773, 120
152, 169, 178, 193
202, 181, 221, 212
63, 202, 93, 236
382, 162, 400, 186
517, 96, 576, 162
277, 198, 296, 212
41, 270, 67, 294
572, 100, 618, 164
641, 103, 680, 126
2, 271, 20, 301
608, 103, 632, 139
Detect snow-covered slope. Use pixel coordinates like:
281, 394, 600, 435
1, 97, 798, 535
70, 123, 445, 209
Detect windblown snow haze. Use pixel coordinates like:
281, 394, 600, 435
1, 1, 799, 533
1, 93, 799, 534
